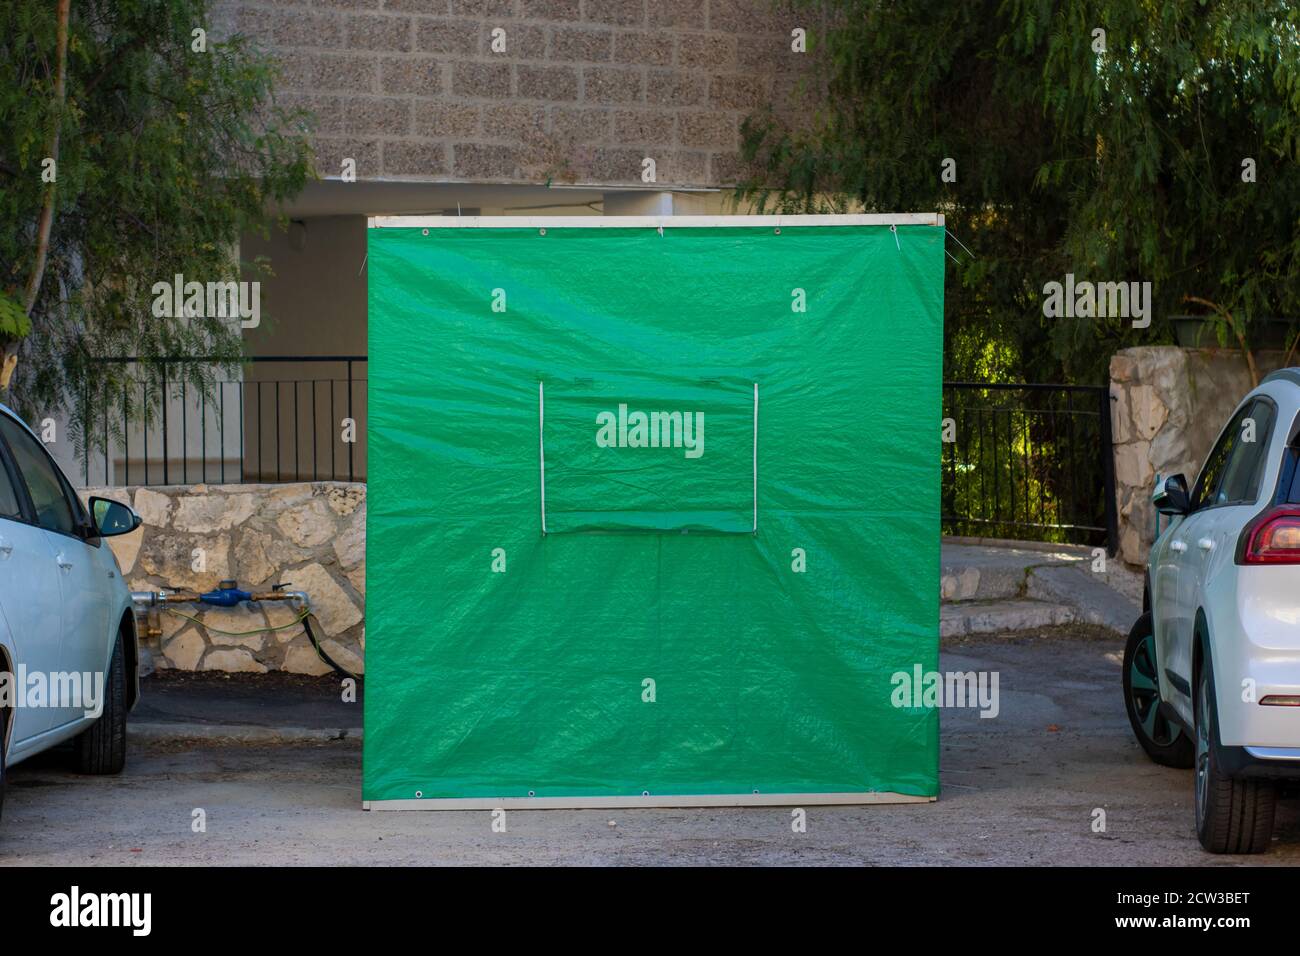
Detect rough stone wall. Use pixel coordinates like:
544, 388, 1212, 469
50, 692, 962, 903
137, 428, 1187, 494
82, 483, 366, 675
1109, 346, 1286, 566
211, 0, 815, 186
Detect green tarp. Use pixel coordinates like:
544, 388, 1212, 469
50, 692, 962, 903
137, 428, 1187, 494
364, 219, 944, 805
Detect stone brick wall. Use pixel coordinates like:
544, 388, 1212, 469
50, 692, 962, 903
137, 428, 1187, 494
1109, 346, 1285, 566
212, 0, 814, 186
84, 483, 365, 675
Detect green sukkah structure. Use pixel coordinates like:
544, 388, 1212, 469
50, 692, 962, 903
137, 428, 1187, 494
364, 216, 944, 808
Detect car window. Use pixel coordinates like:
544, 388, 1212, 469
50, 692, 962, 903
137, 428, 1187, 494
0, 415, 76, 535
1219, 400, 1276, 504
1191, 405, 1250, 510
0, 452, 23, 519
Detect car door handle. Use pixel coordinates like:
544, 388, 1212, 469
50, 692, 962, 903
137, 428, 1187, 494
1198, 538, 1215, 552
55, 552, 73, 570
0, 536, 11, 557
1170, 540, 1187, 553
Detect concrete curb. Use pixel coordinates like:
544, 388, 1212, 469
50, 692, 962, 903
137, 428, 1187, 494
129, 722, 361, 745
941, 541, 1142, 636
940, 599, 1078, 638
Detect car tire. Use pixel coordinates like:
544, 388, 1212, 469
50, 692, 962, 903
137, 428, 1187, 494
0, 705, 7, 824
1122, 613, 1194, 768
73, 632, 127, 775
1194, 657, 1275, 854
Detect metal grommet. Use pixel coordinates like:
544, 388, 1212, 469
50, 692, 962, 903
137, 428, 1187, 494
641, 790, 650, 797
415, 790, 423, 798
528, 790, 536, 797
421, 228, 429, 236
753, 789, 760, 795
539, 227, 546, 236
774, 227, 781, 235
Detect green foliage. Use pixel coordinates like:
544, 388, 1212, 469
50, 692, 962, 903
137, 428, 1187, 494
0, 291, 32, 342
0, 0, 312, 450
740, 0, 1300, 385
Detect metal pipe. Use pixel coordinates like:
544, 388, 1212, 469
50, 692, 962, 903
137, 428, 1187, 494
129, 587, 351, 678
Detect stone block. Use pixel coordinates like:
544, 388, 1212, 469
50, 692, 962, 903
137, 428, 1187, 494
346, 13, 414, 52
452, 142, 519, 178
321, 638, 365, 675
582, 66, 643, 104
416, 18, 481, 55
379, 56, 442, 96
173, 493, 256, 533
333, 505, 366, 569
287, 563, 363, 636
584, 0, 645, 26
553, 27, 614, 62
451, 61, 513, 98
1129, 384, 1168, 441
415, 102, 480, 137
202, 648, 268, 673
612, 31, 673, 66
1114, 440, 1154, 490
202, 604, 268, 651
163, 628, 205, 671
517, 64, 579, 101
133, 487, 173, 527
283, 644, 334, 676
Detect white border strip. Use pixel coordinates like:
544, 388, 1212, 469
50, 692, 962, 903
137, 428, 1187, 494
371, 213, 943, 229
538, 381, 547, 535
364, 791, 934, 810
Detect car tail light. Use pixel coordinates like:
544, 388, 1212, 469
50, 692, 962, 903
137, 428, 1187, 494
1239, 507, 1300, 564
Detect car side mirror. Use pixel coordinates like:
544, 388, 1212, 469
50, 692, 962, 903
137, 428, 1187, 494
89, 496, 142, 537
1152, 474, 1191, 516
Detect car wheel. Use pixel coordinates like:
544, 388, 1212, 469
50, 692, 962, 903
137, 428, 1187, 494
1122, 613, 1194, 768
1194, 657, 1275, 853
0, 705, 7, 824
74, 631, 127, 775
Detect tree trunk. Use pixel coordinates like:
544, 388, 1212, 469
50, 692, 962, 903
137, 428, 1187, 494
9, 0, 72, 392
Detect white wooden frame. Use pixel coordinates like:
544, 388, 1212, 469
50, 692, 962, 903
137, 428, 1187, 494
370, 213, 944, 229
364, 792, 934, 810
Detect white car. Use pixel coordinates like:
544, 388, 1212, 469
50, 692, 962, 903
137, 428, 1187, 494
1125, 369, 1300, 853
0, 405, 142, 823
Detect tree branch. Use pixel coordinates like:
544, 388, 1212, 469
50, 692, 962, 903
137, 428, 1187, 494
1184, 294, 1259, 388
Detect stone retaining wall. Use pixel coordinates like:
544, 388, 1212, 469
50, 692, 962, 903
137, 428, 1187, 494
83, 482, 366, 675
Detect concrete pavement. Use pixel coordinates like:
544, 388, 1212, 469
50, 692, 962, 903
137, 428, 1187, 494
4, 626, 1298, 865
129, 671, 362, 744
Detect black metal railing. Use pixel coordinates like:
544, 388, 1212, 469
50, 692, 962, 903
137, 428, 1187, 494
942, 382, 1118, 552
78, 356, 367, 487
69, 365, 1115, 543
